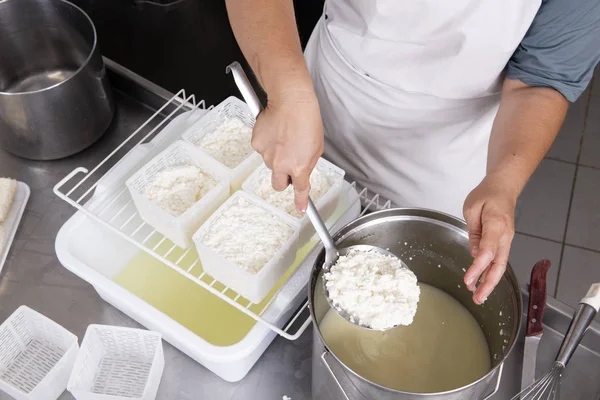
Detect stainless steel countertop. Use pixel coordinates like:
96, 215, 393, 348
1, 62, 599, 400
0, 87, 312, 400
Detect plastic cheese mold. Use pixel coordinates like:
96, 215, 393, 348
67, 325, 164, 400
0, 306, 79, 400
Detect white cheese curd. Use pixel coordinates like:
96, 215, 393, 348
195, 117, 253, 168
201, 197, 294, 274
0, 177, 17, 223
145, 165, 217, 217
253, 166, 332, 217
324, 249, 420, 330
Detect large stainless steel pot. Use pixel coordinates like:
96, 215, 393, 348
310, 208, 522, 400
0, 0, 114, 160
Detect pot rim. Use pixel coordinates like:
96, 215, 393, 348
309, 206, 523, 396
0, 0, 99, 96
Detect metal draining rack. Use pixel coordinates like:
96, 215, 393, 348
54, 89, 392, 340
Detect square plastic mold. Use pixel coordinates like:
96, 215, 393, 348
0, 306, 79, 400
193, 191, 300, 303
126, 141, 230, 249
242, 157, 345, 245
180, 96, 262, 191
67, 325, 164, 400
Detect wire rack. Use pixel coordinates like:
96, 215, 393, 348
54, 89, 393, 340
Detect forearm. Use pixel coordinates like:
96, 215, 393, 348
487, 78, 569, 198
225, 0, 314, 99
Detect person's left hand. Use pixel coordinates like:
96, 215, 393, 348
463, 173, 518, 305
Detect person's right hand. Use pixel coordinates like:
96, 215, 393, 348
251, 89, 324, 213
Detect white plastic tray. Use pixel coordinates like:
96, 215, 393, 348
54, 91, 358, 339
55, 181, 361, 382
0, 181, 30, 275
52, 90, 379, 381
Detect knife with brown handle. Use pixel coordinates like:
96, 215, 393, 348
521, 259, 551, 393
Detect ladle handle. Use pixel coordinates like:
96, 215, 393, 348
307, 197, 336, 257
227, 61, 334, 259
226, 61, 263, 117
226, 62, 302, 200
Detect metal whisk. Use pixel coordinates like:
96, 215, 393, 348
511, 283, 600, 400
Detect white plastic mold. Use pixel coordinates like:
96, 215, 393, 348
180, 96, 262, 190
0, 306, 79, 400
67, 325, 164, 400
126, 141, 230, 249
242, 157, 345, 244
193, 191, 300, 304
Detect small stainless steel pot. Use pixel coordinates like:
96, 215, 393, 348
0, 0, 114, 160
309, 208, 522, 400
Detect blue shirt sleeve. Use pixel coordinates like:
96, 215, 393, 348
507, 0, 600, 102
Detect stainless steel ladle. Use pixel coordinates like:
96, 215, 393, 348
226, 61, 403, 330
305, 197, 404, 330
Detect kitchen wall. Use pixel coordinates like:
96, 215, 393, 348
71, 0, 324, 105
510, 67, 600, 315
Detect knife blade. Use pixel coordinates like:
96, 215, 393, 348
521, 259, 551, 393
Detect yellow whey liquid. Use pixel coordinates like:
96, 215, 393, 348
112, 238, 318, 347
319, 283, 491, 393
111, 194, 351, 347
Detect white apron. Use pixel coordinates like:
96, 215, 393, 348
305, 0, 541, 218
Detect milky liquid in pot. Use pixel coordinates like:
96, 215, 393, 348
319, 283, 491, 393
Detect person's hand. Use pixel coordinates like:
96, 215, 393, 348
463, 173, 518, 305
251, 89, 324, 213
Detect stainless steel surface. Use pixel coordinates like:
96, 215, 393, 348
0, 0, 114, 160
1, 59, 600, 400
320, 348, 503, 400
506, 291, 600, 400
309, 208, 521, 399
512, 293, 600, 400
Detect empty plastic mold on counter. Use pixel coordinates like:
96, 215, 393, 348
193, 191, 300, 303
181, 96, 262, 191
0, 306, 79, 400
126, 141, 230, 249
67, 325, 164, 400
243, 158, 345, 245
